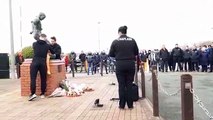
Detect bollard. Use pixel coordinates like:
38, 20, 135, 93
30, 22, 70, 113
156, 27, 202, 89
152, 65, 159, 116
181, 74, 194, 120
141, 63, 146, 98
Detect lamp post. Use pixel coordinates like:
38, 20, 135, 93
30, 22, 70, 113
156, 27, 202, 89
9, 0, 16, 80
20, 0, 23, 49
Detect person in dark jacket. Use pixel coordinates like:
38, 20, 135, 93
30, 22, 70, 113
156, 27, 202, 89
100, 50, 108, 76
171, 44, 183, 71
79, 51, 87, 72
139, 50, 147, 64
92, 52, 100, 74
191, 48, 200, 71
199, 47, 208, 72
208, 45, 213, 72
109, 25, 139, 109
29, 34, 55, 101
183, 46, 192, 72
159, 45, 169, 72
86, 52, 94, 75
69, 51, 77, 73
50, 36, 61, 59
15, 51, 24, 78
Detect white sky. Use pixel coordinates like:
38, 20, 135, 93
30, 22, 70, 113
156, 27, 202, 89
1, 0, 213, 53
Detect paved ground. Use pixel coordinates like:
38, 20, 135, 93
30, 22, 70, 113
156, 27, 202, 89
0, 73, 160, 120
144, 71, 213, 120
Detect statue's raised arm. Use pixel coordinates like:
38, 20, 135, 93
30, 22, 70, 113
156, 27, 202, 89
30, 12, 46, 40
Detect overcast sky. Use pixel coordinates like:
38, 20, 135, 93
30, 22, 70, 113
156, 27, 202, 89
1, 0, 213, 53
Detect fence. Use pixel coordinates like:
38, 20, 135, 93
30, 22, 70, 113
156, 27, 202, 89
136, 64, 213, 120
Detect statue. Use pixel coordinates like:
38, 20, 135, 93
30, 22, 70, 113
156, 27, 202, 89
30, 12, 51, 75
30, 12, 46, 40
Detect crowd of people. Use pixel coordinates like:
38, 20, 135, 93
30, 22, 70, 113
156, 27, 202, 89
61, 50, 116, 76
59, 42, 213, 77
140, 43, 213, 73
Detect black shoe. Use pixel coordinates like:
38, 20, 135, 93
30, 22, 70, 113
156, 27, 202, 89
128, 106, 134, 109
119, 106, 125, 109
94, 99, 99, 105
94, 99, 103, 107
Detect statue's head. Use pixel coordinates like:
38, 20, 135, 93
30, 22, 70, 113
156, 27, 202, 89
38, 12, 46, 20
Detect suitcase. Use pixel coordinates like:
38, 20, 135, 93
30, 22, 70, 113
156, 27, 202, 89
132, 83, 139, 101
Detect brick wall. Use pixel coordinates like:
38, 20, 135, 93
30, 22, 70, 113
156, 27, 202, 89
20, 59, 66, 96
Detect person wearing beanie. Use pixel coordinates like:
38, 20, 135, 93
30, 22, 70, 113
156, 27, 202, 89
109, 25, 139, 109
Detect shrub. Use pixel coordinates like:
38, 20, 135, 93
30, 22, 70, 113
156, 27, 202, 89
22, 46, 33, 58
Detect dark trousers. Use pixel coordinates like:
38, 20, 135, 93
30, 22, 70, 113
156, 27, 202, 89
80, 61, 87, 72
168, 59, 173, 71
184, 58, 192, 71
87, 62, 93, 75
100, 61, 108, 76
209, 61, 213, 72
191, 62, 199, 71
93, 63, 99, 74
201, 65, 208, 72
172, 57, 183, 71
70, 61, 77, 72
161, 60, 168, 72
115, 60, 135, 108
16, 64, 21, 78
30, 59, 47, 95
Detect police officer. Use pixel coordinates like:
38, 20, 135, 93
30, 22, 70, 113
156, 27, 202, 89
29, 34, 55, 101
171, 44, 183, 71
109, 25, 139, 109
100, 50, 108, 76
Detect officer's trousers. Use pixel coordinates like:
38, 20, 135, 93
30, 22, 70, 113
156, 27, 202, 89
30, 59, 47, 95
115, 60, 135, 108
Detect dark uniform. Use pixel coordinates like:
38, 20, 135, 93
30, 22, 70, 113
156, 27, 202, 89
109, 30, 139, 109
100, 51, 108, 76
30, 37, 54, 97
171, 46, 183, 71
159, 48, 169, 72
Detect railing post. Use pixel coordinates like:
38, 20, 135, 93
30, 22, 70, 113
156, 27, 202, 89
152, 65, 159, 116
181, 74, 194, 120
141, 63, 146, 98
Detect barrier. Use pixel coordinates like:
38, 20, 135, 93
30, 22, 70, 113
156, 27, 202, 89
145, 65, 213, 120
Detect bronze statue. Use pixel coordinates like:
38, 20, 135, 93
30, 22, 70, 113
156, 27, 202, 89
30, 12, 46, 40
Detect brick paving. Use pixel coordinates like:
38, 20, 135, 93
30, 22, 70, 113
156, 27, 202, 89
0, 73, 160, 120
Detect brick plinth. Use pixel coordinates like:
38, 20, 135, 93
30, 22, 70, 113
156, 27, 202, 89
20, 59, 66, 96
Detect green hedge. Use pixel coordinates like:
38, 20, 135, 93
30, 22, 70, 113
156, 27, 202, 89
22, 46, 34, 59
